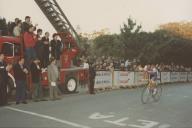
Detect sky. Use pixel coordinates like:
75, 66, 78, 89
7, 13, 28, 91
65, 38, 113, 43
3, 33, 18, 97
0, 0, 192, 34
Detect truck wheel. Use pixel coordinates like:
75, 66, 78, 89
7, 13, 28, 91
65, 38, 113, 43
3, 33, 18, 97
65, 77, 77, 93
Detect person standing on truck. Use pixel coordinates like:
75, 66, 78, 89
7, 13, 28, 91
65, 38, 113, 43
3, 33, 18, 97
13, 20, 22, 37
48, 57, 60, 100
42, 32, 50, 68
30, 58, 42, 101
23, 25, 37, 66
35, 29, 44, 66
50, 33, 62, 67
22, 16, 38, 33
0, 53, 9, 106
13, 58, 28, 104
8, 18, 19, 36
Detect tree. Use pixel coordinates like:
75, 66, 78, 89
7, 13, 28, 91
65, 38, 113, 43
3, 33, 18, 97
91, 18, 192, 66
93, 34, 122, 57
0, 18, 8, 36
120, 17, 142, 59
160, 21, 192, 40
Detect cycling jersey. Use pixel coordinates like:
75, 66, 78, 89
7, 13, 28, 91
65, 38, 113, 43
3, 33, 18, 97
149, 68, 158, 81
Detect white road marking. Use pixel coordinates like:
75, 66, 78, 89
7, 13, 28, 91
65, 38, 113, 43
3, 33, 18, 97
89, 112, 114, 119
5, 107, 91, 128
183, 96, 189, 98
104, 117, 129, 126
128, 119, 159, 128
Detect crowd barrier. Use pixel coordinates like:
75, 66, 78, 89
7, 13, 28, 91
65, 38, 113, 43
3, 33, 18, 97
94, 71, 192, 89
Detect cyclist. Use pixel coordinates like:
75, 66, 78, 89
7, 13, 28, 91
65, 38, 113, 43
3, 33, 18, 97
147, 64, 158, 95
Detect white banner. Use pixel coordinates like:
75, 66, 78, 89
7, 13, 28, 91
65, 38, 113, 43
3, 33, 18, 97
94, 71, 112, 88
170, 72, 180, 82
114, 71, 134, 86
179, 72, 188, 82
134, 72, 148, 85
157, 73, 161, 84
187, 72, 192, 82
93, 71, 191, 89
161, 72, 170, 83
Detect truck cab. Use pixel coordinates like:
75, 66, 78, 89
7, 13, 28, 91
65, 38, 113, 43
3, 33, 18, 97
0, 36, 23, 64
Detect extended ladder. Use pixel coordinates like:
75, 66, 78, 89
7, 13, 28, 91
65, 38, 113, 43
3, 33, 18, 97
34, 0, 79, 46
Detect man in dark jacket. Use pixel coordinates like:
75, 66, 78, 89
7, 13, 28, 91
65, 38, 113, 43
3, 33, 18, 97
22, 16, 31, 33
22, 16, 37, 33
13, 58, 28, 104
0, 53, 9, 106
41, 32, 50, 68
50, 33, 62, 67
88, 62, 96, 94
30, 58, 42, 101
35, 29, 44, 64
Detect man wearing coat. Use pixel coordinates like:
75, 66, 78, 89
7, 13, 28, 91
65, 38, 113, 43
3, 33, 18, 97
88, 62, 96, 94
13, 58, 28, 104
47, 57, 60, 100
0, 53, 9, 106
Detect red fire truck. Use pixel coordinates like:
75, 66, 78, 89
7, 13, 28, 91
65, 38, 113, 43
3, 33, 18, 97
0, 0, 88, 95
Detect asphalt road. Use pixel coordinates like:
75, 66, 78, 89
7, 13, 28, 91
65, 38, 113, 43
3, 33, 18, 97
0, 83, 192, 128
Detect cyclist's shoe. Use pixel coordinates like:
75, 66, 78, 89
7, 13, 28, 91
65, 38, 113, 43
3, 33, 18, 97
152, 88, 157, 95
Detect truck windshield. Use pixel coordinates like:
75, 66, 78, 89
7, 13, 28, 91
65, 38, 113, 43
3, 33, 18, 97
2, 42, 21, 56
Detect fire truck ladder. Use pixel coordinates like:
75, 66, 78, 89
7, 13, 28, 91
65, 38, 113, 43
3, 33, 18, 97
34, 0, 80, 46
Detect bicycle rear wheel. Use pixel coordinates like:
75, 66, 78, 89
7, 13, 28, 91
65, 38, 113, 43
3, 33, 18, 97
152, 84, 162, 102
141, 85, 151, 104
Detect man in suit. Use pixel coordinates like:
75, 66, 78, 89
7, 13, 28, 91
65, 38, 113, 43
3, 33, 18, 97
48, 57, 60, 100
13, 58, 28, 104
0, 53, 9, 106
30, 58, 42, 101
88, 62, 96, 94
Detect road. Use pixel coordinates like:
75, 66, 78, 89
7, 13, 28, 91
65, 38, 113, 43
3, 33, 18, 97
0, 83, 192, 128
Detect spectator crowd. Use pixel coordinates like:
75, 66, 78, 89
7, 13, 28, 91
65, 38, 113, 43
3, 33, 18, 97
8, 16, 63, 68
80, 55, 192, 72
